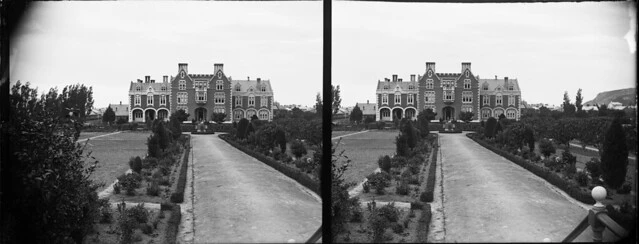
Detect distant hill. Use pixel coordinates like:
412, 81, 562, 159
584, 88, 636, 106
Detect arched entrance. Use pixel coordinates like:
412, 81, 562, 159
379, 107, 391, 121
145, 109, 156, 122
442, 106, 455, 121
132, 109, 143, 122
392, 108, 403, 121
194, 107, 207, 122
158, 109, 169, 120
405, 108, 416, 120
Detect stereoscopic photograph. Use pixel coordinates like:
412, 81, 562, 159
4, 1, 322, 243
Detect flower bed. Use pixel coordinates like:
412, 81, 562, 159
170, 140, 191, 203
219, 134, 320, 195
467, 133, 595, 204
421, 143, 439, 203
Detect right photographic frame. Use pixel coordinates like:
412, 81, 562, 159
330, 1, 637, 243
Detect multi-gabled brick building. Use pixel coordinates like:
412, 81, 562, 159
375, 62, 521, 122
128, 63, 274, 123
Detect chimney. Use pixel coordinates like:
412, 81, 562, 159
257, 78, 261, 82
410, 74, 415, 82
178, 63, 188, 74
145, 76, 150, 83
247, 76, 250, 81
120, 101, 122, 105
137, 79, 143, 83
398, 78, 403, 82
504, 76, 509, 87
214, 63, 223, 74
385, 78, 390, 82
426, 62, 436, 73
367, 100, 369, 104
163, 76, 168, 83
495, 75, 498, 80
461, 62, 471, 73
151, 79, 155, 83
392, 74, 398, 82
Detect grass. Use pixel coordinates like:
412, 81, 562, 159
81, 131, 151, 192
332, 130, 399, 187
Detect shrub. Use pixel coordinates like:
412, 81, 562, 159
146, 181, 160, 196
158, 177, 170, 186
539, 138, 556, 157
410, 201, 423, 210
369, 211, 389, 243
416, 204, 432, 242
147, 134, 161, 158
396, 181, 410, 195
236, 118, 250, 139
117, 206, 136, 244
118, 172, 142, 196
391, 156, 407, 169
99, 201, 113, 224
586, 158, 602, 180
367, 172, 391, 195
378, 203, 400, 222
363, 181, 370, 193
601, 118, 629, 188
142, 157, 158, 169
275, 128, 287, 153
290, 140, 307, 158
142, 223, 153, 235
562, 150, 577, 177
128, 156, 143, 174
617, 183, 632, 194
396, 133, 410, 157
377, 121, 386, 130
485, 117, 497, 138
575, 171, 589, 186
377, 155, 392, 173
128, 203, 149, 223
113, 183, 121, 194
159, 158, 172, 175
165, 205, 182, 244
420, 191, 432, 203
392, 223, 404, 234
350, 207, 363, 223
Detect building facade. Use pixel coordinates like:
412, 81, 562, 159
128, 63, 274, 123
375, 62, 521, 121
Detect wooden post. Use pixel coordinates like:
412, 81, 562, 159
589, 186, 607, 242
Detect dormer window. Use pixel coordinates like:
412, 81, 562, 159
408, 85, 415, 90
235, 84, 241, 91
428, 70, 433, 77
217, 72, 222, 78
383, 85, 389, 90
465, 70, 470, 77
249, 87, 254, 92
136, 85, 141, 92
148, 87, 152, 92
508, 84, 514, 91
496, 87, 501, 91
261, 86, 266, 92
482, 84, 489, 91
161, 86, 167, 91
181, 71, 184, 78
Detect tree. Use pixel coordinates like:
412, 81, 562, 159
539, 138, 556, 157
102, 106, 116, 125
562, 91, 575, 116
422, 108, 437, 121
331, 139, 358, 242
601, 118, 629, 188
274, 128, 287, 153
332, 85, 342, 115
416, 108, 431, 138
485, 117, 497, 138
350, 105, 363, 124
315, 92, 323, 117
459, 111, 474, 123
211, 113, 226, 124
61, 83, 94, 121
597, 104, 610, 117
236, 118, 250, 139
575, 88, 583, 113
3, 81, 101, 243
254, 123, 278, 151
251, 114, 259, 122
169, 109, 189, 139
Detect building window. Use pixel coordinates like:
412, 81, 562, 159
496, 95, 503, 106
177, 92, 187, 104
234, 110, 243, 120
176, 106, 188, 112
161, 86, 167, 91
464, 79, 471, 89
214, 92, 224, 104
179, 80, 186, 90
214, 107, 225, 114
509, 84, 514, 91
428, 70, 433, 77
382, 94, 388, 104
506, 109, 517, 119
160, 95, 166, 105
494, 109, 504, 117
135, 95, 141, 105
261, 96, 268, 107
443, 91, 454, 101
147, 94, 154, 106
381, 109, 390, 118
482, 84, 488, 91
462, 106, 473, 113
136, 85, 141, 91
235, 96, 242, 106
426, 79, 434, 89
383, 85, 389, 90
235, 84, 241, 91
407, 94, 414, 104
462, 92, 473, 103
394, 93, 401, 104
465, 70, 470, 77
482, 109, 491, 118
424, 91, 435, 103
181, 71, 184, 78
248, 95, 255, 106
424, 105, 436, 112
259, 110, 269, 120
216, 80, 223, 90
247, 110, 256, 118
408, 85, 415, 90
197, 91, 207, 102
261, 86, 266, 92
483, 95, 490, 105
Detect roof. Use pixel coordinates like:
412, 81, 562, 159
109, 104, 129, 116
478, 78, 521, 92
355, 102, 377, 115
376, 81, 418, 92
231, 79, 274, 95
435, 73, 462, 79
129, 82, 170, 92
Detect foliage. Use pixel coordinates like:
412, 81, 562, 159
146, 181, 160, 196
147, 133, 161, 158
332, 85, 342, 115
378, 155, 392, 173
128, 203, 149, 223
378, 202, 400, 222
416, 109, 431, 138
3, 81, 102, 243
539, 138, 556, 157
118, 173, 142, 195
396, 180, 410, 195
254, 123, 278, 151
211, 112, 227, 124
350, 105, 363, 124
585, 158, 602, 180
129, 156, 143, 174
99, 199, 113, 224
563, 91, 576, 116
290, 139, 308, 158
274, 128, 287, 153
315, 92, 323, 116
103, 105, 116, 124
331, 138, 359, 242
171, 144, 191, 203
367, 172, 391, 194
236, 118, 250, 139
116, 202, 136, 244
601, 118, 629, 188
575, 88, 583, 113
485, 117, 497, 138
169, 109, 189, 139
459, 111, 474, 123
575, 171, 589, 186
368, 210, 389, 243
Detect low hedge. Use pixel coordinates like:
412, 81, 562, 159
170, 138, 191, 203
191, 131, 215, 135
163, 203, 182, 244
421, 144, 439, 203
467, 133, 595, 204
428, 122, 482, 132
415, 203, 432, 242
438, 129, 462, 134
219, 134, 320, 195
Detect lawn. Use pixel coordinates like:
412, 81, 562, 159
81, 131, 151, 192
332, 130, 399, 188
78, 131, 117, 141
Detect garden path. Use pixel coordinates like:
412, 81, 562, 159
438, 132, 609, 242
187, 134, 322, 243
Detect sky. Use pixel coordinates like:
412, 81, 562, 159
10, 1, 322, 109
333, 1, 636, 107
